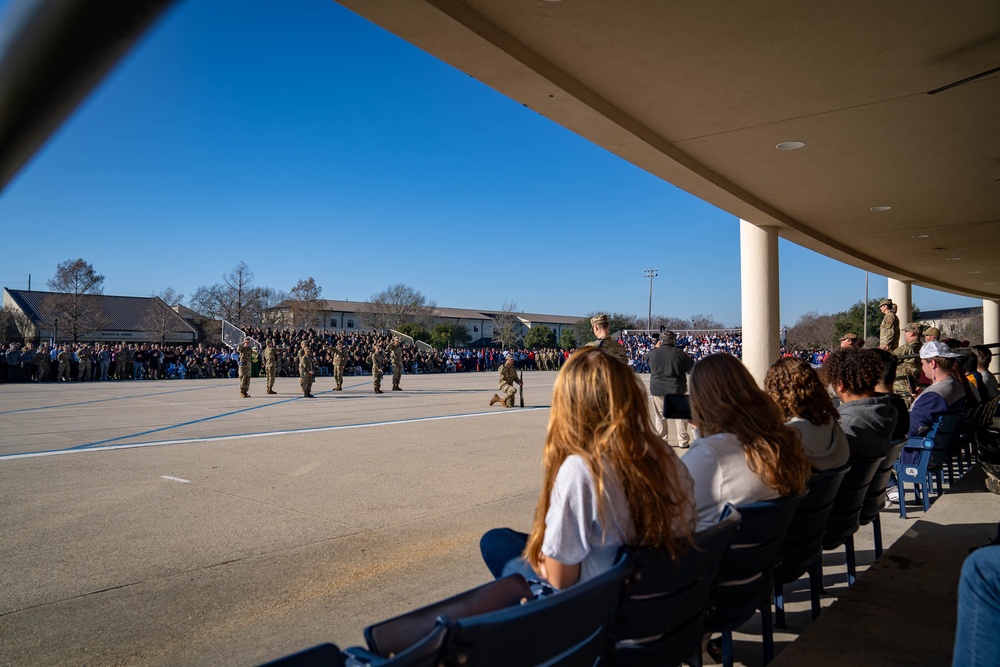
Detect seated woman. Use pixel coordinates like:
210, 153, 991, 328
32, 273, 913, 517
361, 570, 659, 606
683, 354, 812, 528
819, 348, 898, 459
480, 346, 695, 590
765, 356, 851, 471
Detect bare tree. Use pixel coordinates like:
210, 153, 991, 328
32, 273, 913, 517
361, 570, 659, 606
689, 314, 724, 330
786, 311, 838, 350
361, 283, 434, 331
493, 300, 521, 349
0, 306, 34, 343
45, 258, 108, 341
189, 262, 263, 329
288, 277, 323, 329
153, 287, 185, 308
254, 286, 289, 327
941, 312, 984, 345
142, 298, 178, 345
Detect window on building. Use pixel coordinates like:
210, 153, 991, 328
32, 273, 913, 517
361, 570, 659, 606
473, 325, 478, 332
331, 318, 338, 327
347, 319, 354, 328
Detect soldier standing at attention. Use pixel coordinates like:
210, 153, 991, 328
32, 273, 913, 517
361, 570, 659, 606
332, 341, 347, 390
263, 340, 277, 394
57, 345, 71, 381
584, 313, 629, 365
878, 298, 900, 350
35, 344, 50, 382
490, 355, 522, 408
390, 337, 404, 391
238, 339, 252, 397
299, 342, 315, 398
77, 344, 92, 382
893, 322, 922, 402
371, 345, 385, 394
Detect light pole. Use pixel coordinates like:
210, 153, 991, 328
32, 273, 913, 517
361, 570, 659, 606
643, 268, 658, 334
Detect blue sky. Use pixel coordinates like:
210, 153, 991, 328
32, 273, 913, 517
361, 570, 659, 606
0, 0, 981, 327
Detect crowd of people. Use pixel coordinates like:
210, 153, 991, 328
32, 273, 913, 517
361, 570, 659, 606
620, 331, 745, 372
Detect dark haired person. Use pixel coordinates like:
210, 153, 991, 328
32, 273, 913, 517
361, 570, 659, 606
820, 348, 897, 459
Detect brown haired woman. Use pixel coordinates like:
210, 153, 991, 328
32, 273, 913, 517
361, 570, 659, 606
480, 346, 695, 590
765, 356, 850, 470
682, 354, 812, 528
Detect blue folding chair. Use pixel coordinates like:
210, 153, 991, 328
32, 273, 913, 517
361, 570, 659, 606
609, 511, 741, 667
858, 439, 907, 558
773, 464, 848, 628
347, 574, 533, 667
705, 494, 805, 667
821, 456, 882, 586
436, 550, 633, 666
894, 412, 964, 518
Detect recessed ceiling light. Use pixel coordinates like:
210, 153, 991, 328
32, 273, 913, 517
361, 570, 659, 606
946, 257, 962, 261
986, 282, 997, 285
869, 206, 892, 212
775, 141, 806, 150
969, 270, 982, 274
911, 234, 930, 239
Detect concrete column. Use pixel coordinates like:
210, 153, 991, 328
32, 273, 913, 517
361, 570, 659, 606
888, 278, 912, 330
740, 220, 780, 385
985, 299, 1000, 376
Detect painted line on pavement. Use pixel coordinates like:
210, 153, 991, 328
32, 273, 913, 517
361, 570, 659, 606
0, 408, 548, 460
0, 383, 223, 415
160, 476, 191, 483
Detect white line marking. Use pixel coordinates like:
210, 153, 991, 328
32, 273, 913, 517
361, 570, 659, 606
160, 476, 190, 483
0, 408, 546, 461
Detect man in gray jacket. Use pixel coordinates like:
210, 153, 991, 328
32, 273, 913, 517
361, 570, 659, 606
645, 331, 695, 448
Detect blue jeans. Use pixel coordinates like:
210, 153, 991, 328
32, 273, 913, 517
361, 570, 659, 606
480, 528, 540, 581
953, 546, 1000, 667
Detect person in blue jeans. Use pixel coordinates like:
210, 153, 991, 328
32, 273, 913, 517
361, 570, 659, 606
953, 545, 1000, 666
480, 346, 696, 590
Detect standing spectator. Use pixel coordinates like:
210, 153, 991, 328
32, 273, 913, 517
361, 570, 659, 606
98, 345, 111, 381
878, 298, 900, 350
645, 331, 695, 448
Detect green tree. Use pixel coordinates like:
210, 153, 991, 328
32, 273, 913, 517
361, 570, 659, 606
430, 323, 470, 350
524, 325, 557, 349
559, 329, 577, 350
395, 322, 431, 343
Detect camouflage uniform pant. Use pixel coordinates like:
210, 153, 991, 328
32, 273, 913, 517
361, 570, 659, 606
392, 364, 402, 389
372, 368, 383, 392
300, 373, 313, 396
239, 364, 251, 395
893, 380, 915, 408
36, 362, 49, 382
334, 365, 344, 388
265, 364, 276, 392
78, 360, 91, 381
58, 362, 70, 381
499, 381, 518, 407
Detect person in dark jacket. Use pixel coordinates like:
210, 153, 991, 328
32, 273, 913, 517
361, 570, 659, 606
644, 330, 695, 448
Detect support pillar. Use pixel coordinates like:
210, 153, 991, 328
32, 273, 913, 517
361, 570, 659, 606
985, 299, 1000, 376
888, 278, 912, 330
740, 220, 780, 385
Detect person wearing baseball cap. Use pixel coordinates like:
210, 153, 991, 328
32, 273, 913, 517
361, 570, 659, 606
839, 333, 860, 348
892, 322, 923, 399
584, 313, 629, 365
924, 327, 940, 341
878, 298, 899, 350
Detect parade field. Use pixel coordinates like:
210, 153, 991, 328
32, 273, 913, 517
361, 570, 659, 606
0, 372, 909, 666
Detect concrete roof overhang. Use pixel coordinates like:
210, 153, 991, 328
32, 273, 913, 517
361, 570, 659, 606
338, 0, 1000, 302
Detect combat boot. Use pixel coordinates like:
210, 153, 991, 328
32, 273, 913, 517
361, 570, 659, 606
489, 394, 501, 406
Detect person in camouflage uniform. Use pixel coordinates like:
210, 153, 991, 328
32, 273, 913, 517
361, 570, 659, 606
35, 344, 50, 382
57, 346, 71, 381
77, 345, 92, 381
893, 322, 922, 402
263, 340, 278, 394
584, 313, 629, 365
238, 339, 253, 397
371, 345, 385, 394
878, 298, 900, 350
299, 343, 315, 398
390, 337, 404, 391
490, 355, 522, 408
332, 342, 347, 390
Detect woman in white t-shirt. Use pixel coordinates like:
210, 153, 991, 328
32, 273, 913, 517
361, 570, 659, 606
682, 353, 812, 529
480, 346, 696, 590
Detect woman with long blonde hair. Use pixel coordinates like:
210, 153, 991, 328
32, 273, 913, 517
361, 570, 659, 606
480, 346, 695, 589
682, 353, 812, 528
